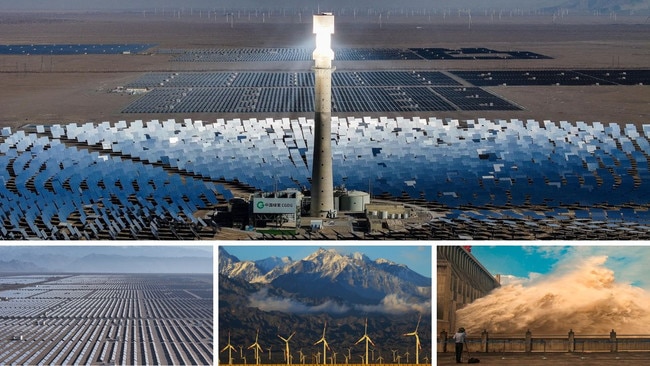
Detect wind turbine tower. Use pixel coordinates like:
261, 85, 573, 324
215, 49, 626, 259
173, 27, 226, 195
220, 331, 237, 365
310, 12, 335, 218
278, 331, 296, 365
403, 315, 422, 364
354, 318, 375, 365
314, 322, 331, 364
248, 329, 263, 365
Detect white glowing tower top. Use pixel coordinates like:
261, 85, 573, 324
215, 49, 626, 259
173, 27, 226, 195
313, 13, 335, 67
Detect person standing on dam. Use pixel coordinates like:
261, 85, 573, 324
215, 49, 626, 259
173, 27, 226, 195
453, 327, 467, 363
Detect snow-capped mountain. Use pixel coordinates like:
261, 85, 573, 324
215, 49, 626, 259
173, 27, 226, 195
218, 247, 432, 356
219, 247, 431, 307
255, 255, 293, 273
218, 247, 266, 282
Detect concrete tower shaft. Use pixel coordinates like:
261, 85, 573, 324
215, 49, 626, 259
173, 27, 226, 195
311, 13, 335, 218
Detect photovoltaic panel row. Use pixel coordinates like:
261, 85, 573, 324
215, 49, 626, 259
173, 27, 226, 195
229, 72, 315, 87
122, 88, 260, 114
332, 71, 461, 87
451, 69, 650, 86
410, 47, 552, 60
0, 44, 155, 55
433, 87, 522, 111
172, 48, 311, 62
258, 88, 314, 113
126, 71, 460, 89
124, 86, 508, 113
332, 87, 455, 112
574, 69, 650, 86
165, 47, 550, 62
334, 48, 422, 61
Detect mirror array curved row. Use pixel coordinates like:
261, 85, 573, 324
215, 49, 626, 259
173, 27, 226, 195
3, 116, 650, 239
0, 126, 231, 240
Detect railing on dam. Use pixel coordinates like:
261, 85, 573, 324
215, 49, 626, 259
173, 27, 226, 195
437, 329, 650, 353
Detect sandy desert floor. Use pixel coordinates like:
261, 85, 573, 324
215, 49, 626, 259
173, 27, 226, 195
0, 11, 648, 129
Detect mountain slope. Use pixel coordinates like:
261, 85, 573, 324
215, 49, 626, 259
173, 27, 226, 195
219, 247, 431, 312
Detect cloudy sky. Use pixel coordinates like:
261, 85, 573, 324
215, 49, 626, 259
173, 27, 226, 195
221, 244, 432, 277
471, 245, 650, 288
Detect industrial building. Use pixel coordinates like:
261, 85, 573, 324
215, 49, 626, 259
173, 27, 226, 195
437, 246, 500, 334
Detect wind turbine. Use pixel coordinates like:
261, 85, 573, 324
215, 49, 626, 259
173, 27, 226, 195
354, 318, 375, 365
278, 331, 296, 365
220, 331, 237, 365
267, 346, 273, 361
248, 329, 263, 365
314, 322, 331, 365
403, 315, 422, 364
299, 349, 306, 364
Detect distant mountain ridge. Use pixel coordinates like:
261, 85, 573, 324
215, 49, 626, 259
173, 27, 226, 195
218, 247, 433, 361
0, 259, 46, 273
0, 247, 212, 274
219, 247, 431, 311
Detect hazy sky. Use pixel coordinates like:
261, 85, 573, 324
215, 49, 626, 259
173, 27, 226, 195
221, 244, 432, 277
0, 0, 567, 12
471, 245, 650, 289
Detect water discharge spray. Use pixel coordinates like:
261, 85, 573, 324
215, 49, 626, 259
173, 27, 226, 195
457, 256, 650, 335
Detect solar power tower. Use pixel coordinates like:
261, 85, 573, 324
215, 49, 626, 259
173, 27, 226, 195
311, 12, 336, 218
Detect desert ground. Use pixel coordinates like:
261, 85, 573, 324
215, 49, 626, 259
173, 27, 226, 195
0, 10, 648, 129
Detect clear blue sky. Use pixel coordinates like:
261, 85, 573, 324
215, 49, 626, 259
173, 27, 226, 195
469, 245, 560, 277
220, 244, 432, 277
470, 245, 650, 289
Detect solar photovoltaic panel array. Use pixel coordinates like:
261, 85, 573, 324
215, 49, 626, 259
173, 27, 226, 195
166, 47, 551, 62
122, 71, 520, 113
0, 44, 156, 55
451, 70, 650, 86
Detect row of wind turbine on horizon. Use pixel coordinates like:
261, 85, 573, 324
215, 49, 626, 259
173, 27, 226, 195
221, 316, 426, 365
